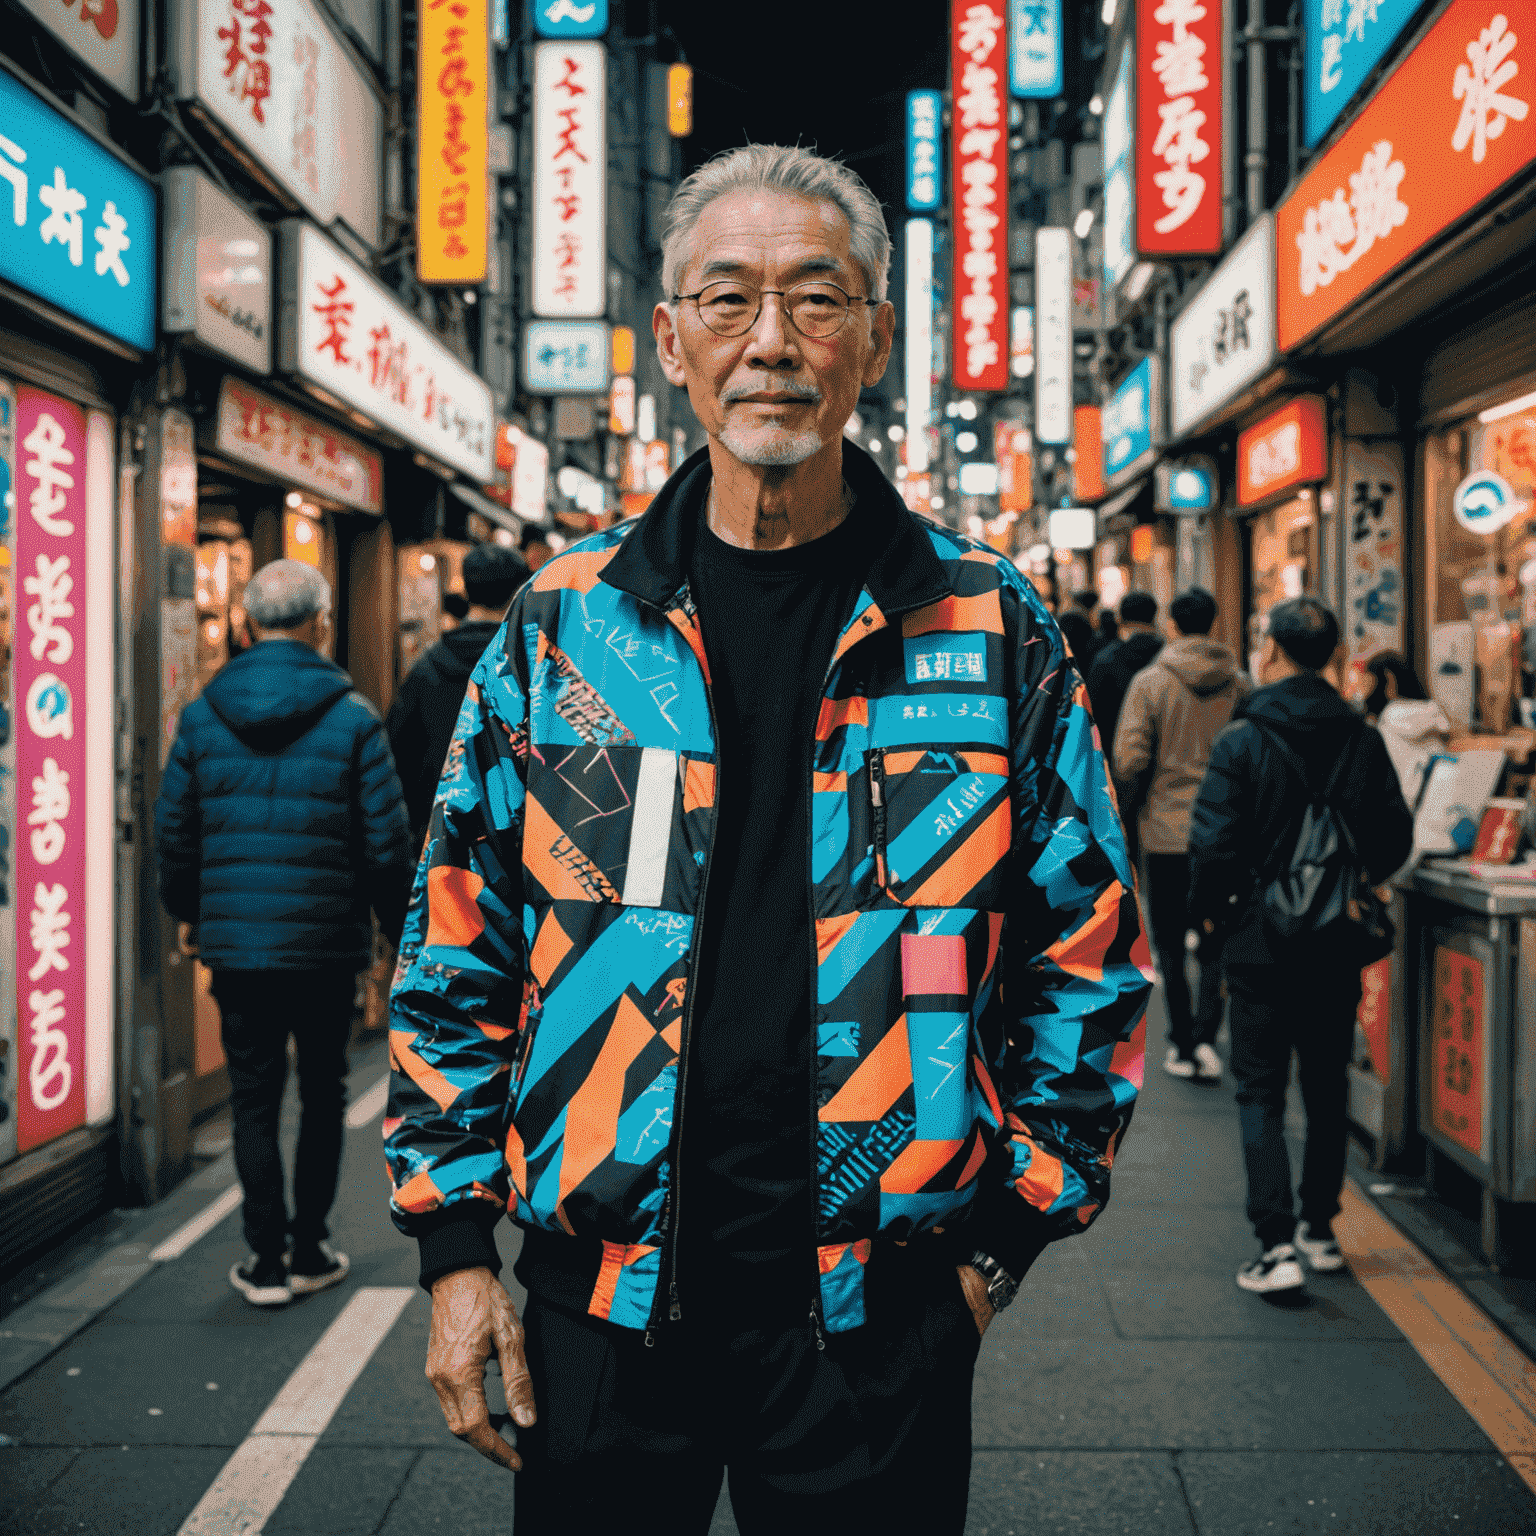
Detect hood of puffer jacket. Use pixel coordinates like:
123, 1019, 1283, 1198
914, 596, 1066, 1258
1376, 697, 1451, 746
201, 639, 354, 751
1156, 635, 1245, 698
418, 621, 502, 695
1238, 670, 1360, 737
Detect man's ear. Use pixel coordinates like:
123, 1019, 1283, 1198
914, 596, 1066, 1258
654, 302, 688, 388
862, 301, 896, 388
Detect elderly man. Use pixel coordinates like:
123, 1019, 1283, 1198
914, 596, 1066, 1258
386, 145, 1149, 1534
156, 559, 412, 1307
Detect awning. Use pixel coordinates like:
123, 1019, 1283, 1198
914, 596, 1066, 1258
448, 481, 525, 536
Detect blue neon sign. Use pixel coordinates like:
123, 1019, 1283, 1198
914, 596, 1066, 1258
906, 90, 942, 212
1010, 0, 1063, 98
1103, 357, 1156, 482
0, 69, 155, 352
533, 0, 608, 38
1303, 0, 1421, 147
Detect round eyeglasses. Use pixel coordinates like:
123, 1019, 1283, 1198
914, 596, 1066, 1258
672, 280, 876, 339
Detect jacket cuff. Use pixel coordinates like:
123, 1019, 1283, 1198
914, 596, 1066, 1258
416, 1209, 503, 1293
965, 1177, 1055, 1283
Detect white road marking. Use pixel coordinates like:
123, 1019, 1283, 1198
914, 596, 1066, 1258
176, 1286, 413, 1536
148, 1185, 244, 1263
345, 1073, 391, 1130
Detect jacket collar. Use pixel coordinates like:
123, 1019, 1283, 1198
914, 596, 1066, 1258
599, 439, 952, 618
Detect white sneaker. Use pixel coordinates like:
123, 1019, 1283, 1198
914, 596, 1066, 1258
1163, 1047, 1196, 1079
1192, 1043, 1223, 1082
1294, 1221, 1346, 1272
1237, 1243, 1306, 1294
287, 1240, 351, 1296
230, 1254, 292, 1307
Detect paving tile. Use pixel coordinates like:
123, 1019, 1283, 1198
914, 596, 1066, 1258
0, 1445, 229, 1536
263, 1445, 420, 1536
970, 1339, 1495, 1452
1178, 1450, 1536, 1534
965, 1450, 1196, 1535
0, 1447, 77, 1504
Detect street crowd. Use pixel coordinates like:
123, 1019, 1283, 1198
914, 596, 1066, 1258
151, 145, 1417, 1535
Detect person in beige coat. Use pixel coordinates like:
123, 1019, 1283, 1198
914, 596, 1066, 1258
1114, 587, 1250, 1081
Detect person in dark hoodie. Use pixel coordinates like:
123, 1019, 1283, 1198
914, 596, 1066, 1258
155, 558, 413, 1308
1086, 590, 1164, 766
1188, 598, 1411, 1296
1115, 587, 1249, 1083
386, 541, 528, 848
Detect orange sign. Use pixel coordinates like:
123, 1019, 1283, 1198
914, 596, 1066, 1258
1430, 946, 1486, 1159
1356, 956, 1392, 1086
1074, 407, 1105, 501
609, 375, 636, 435
417, 0, 489, 283
1237, 396, 1327, 506
1472, 409, 1536, 495
995, 424, 1033, 514
667, 63, 693, 138
611, 325, 636, 375
1276, 0, 1536, 351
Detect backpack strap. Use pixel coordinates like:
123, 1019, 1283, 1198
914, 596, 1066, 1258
1252, 718, 1370, 863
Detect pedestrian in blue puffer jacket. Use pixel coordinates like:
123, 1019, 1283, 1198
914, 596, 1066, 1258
155, 558, 413, 1309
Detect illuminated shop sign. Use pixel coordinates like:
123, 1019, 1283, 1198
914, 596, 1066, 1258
1103, 356, 1160, 483
1303, 0, 1421, 147
905, 218, 935, 472
1010, 0, 1062, 97
531, 41, 607, 319
1237, 396, 1327, 505
1034, 226, 1072, 444
417, 0, 489, 283
906, 89, 943, 212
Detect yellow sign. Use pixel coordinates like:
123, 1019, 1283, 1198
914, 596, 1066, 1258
667, 63, 693, 138
611, 325, 636, 375
418, 0, 490, 284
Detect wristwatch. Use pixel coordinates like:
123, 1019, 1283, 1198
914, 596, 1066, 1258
968, 1250, 1020, 1313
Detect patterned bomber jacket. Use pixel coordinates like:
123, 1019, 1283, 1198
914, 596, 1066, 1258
385, 444, 1151, 1337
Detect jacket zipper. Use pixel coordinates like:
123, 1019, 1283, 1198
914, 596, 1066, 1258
868, 747, 889, 892
645, 597, 720, 1346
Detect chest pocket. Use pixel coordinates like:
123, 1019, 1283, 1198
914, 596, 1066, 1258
866, 747, 1012, 910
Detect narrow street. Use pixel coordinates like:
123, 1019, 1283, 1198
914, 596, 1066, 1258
4, 988, 1534, 1535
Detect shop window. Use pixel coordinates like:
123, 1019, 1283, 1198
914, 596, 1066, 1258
1423, 398, 1536, 735
1244, 496, 1317, 674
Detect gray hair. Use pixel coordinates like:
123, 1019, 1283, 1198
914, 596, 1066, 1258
661, 145, 892, 304
245, 558, 332, 630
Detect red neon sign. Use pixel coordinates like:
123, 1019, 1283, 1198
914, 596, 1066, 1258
1135, 0, 1223, 257
951, 0, 1010, 392
1237, 396, 1327, 506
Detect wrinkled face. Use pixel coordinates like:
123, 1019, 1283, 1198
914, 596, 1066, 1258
655, 190, 894, 469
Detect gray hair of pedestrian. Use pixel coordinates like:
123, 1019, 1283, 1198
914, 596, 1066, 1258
1267, 597, 1340, 671
245, 559, 332, 631
661, 145, 892, 305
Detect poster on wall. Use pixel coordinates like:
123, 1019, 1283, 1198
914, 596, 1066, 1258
1430, 944, 1487, 1161
0, 382, 15, 1160
13, 388, 89, 1153
1341, 439, 1405, 701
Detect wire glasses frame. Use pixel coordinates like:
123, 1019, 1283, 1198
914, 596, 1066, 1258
671, 280, 877, 339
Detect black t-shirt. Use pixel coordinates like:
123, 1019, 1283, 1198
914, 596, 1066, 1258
681, 490, 873, 1323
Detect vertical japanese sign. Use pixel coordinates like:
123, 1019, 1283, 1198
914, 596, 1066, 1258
14, 389, 88, 1153
417, 0, 489, 283
1431, 945, 1487, 1159
16, 0, 139, 100
0, 384, 15, 1159
1010, 0, 1062, 96
1134, 0, 1223, 256
1034, 227, 1072, 443
951, 0, 1010, 392
905, 219, 935, 472
906, 90, 943, 211
532, 41, 607, 320
1278, 0, 1536, 351
1342, 440, 1405, 699
1305, 0, 1422, 146
1103, 48, 1135, 286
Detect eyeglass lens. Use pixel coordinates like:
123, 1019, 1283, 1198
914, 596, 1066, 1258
693, 281, 854, 338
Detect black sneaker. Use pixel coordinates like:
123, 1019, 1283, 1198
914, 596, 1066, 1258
230, 1254, 292, 1307
288, 1240, 350, 1296
1236, 1242, 1306, 1294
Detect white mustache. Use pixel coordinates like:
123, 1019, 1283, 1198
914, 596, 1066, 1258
720, 384, 822, 405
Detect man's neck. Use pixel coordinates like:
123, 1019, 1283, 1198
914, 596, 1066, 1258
464, 604, 503, 624
704, 436, 849, 551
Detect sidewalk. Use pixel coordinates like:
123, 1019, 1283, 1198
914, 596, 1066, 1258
2, 988, 1535, 1533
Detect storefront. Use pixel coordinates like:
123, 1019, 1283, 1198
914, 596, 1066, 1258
0, 58, 157, 1263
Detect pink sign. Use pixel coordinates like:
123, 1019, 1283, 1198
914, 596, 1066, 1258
14, 387, 89, 1152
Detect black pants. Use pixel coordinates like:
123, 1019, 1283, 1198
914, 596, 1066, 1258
211, 968, 357, 1260
1227, 965, 1361, 1249
1144, 853, 1223, 1056
512, 1248, 980, 1535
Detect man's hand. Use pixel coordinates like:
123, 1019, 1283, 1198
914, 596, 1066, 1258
426, 1267, 536, 1471
956, 1263, 996, 1338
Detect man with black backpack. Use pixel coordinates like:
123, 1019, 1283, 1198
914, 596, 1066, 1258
1188, 598, 1412, 1295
